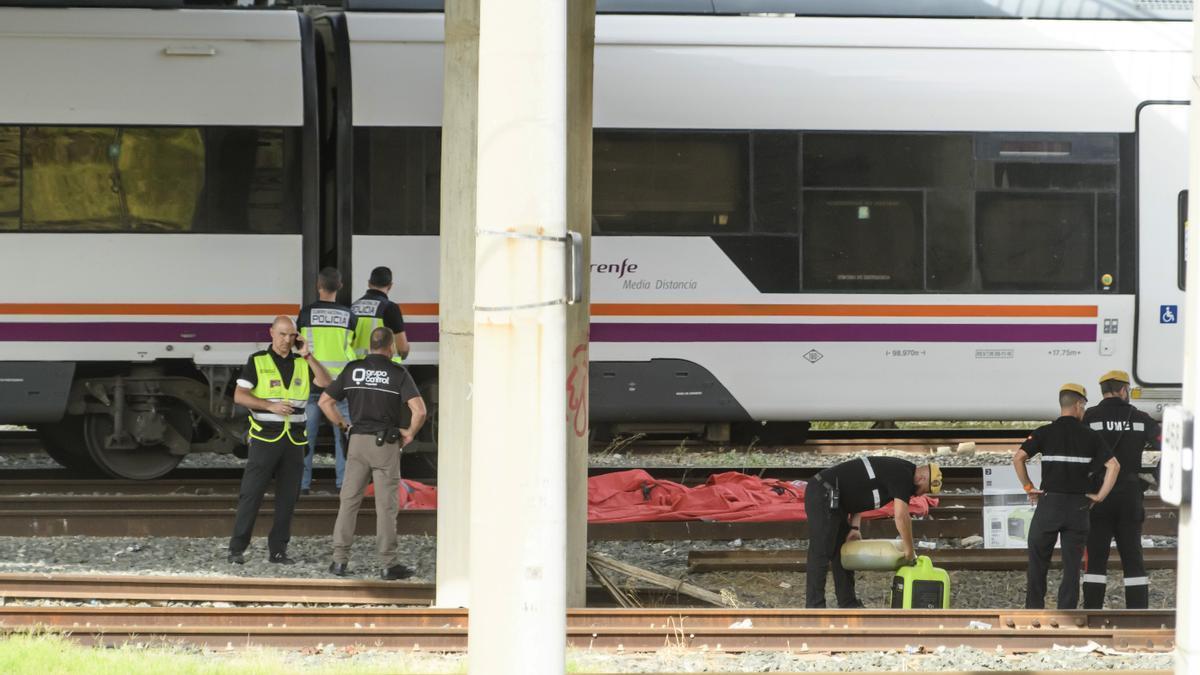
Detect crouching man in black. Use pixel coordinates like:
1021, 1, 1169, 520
804, 457, 941, 608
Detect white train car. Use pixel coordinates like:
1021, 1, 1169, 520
0, 6, 319, 477
336, 0, 1192, 433
0, 0, 1193, 477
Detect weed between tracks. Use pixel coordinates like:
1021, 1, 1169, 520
0, 631, 467, 674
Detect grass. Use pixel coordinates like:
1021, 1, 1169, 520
0, 632, 468, 675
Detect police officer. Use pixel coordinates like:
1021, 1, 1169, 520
296, 267, 357, 493
351, 266, 410, 361
319, 326, 426, 580
1014, 383, 1120, 609
228, 316, 332, 565
1082, 370, 1161, 609
805, 457, 942, 608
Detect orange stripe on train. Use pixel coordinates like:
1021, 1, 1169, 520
0, 302, 1095, 318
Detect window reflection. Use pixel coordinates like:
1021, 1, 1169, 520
1, 126, 296, 233
0, 127, 17, 230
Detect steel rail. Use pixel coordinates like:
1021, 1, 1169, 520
0, 464, 991, 489
0, 494, 1177, 540
687, 547, 1180, 573
0, 573, 695, 608
0, 607, 1173, 652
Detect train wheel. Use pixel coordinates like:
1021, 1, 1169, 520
82, 407, 191, 480
36, 415, 102, 473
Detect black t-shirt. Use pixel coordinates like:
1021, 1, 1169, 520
237, 349, 314, 434
818, 456, 916, 514
1020, 416, 1113, 494
1083, 397, 1161, 484
351, 289, 406, 334
323, 354, 421, 434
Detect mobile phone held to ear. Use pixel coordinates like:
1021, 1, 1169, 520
293, 335, 305, 352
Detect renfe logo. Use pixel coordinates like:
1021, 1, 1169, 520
591, 258, 638, 279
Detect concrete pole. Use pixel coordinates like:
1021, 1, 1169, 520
468, 0, 569, 671
1176, 16, 1200, 671
435, 0, 479, 609
564, 0, 595, 609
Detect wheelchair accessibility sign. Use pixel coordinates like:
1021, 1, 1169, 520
1161, 305, 1178, 324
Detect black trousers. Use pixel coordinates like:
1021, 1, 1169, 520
1083, 485, 1149, 609
1026, 492, 1090, 609
229, 436, 305, 556
804, 479, 858, 608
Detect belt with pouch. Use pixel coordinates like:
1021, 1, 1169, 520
812, 471, 841, 511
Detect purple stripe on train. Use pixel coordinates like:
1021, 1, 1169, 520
0, 321, 1095, 343
587, 322, 1097, 343
0, 322, 265, 342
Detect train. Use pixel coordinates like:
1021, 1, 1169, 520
0, 0, 1192, 478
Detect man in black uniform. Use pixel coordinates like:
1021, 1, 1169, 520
320, 326, 426, 580
1082, 370, 1161, 609
1014, 383, 1119, 609
804, 457, 942, 608
228, 316, 333, 565
351, 266, 410, 361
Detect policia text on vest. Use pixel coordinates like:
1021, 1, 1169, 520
227, 316, 333, 565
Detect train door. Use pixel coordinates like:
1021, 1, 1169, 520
1135, 102, 1188, 386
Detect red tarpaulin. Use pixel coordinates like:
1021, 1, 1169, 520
368, 469, 938, 523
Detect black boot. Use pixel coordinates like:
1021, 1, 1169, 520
328, 561, 349, 577
227, 550, 245, 565
381, 564, 414, 580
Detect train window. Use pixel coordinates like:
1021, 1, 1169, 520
976, 192, 1095, 291
925, 190, 975, 291
802, 190, 923, 291
1180, 190, 1188, 291
1097, 193, 1117, 291
593, 131, 749, 234
353, 127, 441, 236
0, 127, 15, 230
989, 162, 1116, 191
803, 134, 971, 189
10, 126, 298, 233
751, 132, 798, 234
196, 128, 298, 234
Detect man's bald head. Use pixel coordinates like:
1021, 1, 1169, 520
268, 315, 299, 356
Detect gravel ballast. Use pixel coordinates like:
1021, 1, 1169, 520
0, 535, 1176, 611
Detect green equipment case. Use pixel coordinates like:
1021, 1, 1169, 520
890, 555, 950, 609
1007, 508, 1035, 541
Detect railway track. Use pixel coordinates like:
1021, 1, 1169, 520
0, 573, 694, 608
0, 502, 1175, 540
687, 547, 1181, 573
0, 469, 1176, 540
0, 466, 1028, 494
602, 429, 1028, 455
0, 605, 1173, 652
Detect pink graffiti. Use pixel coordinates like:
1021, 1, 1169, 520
567, 342, 589, 438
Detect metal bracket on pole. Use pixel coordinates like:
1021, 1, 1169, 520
1162, 405, 1194, 506
474, 229, 583, 311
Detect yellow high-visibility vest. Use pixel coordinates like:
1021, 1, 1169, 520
247, 353, 310, 445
